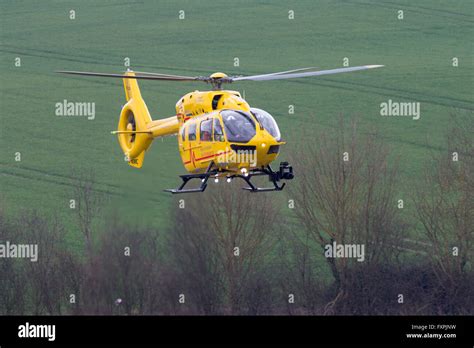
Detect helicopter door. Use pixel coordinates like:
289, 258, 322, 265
212, 117, 225, 142
197, 119, 213, 166
182, 122, 197, 169
212, 116, 227, 167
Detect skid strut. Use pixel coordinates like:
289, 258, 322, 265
164, 161, 217, 194
164, 161, 294, 194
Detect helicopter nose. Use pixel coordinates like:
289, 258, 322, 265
255, 132, 278, 160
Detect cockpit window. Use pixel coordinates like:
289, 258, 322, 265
250, 108, 281, 141
200, 119, 212, 141
213, 118, 225, 142
221, 110, 256, 143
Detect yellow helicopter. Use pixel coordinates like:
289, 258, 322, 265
58, 65, 383, 193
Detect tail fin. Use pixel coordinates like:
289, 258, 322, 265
116, 71, 153, 168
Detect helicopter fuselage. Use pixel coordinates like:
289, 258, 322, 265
174, 90, 284, 174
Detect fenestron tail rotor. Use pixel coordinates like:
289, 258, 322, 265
56, 65, 383, 90
127, 112, 137, 143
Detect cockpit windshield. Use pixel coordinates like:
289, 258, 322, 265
221, 110, 256, 143
250, 108, 281, 141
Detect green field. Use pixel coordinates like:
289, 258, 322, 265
1, 0, 473, 242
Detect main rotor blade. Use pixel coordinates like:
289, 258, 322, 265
132, 71, 197, 79
232, 65, 384, 81
56, 70, 199, 81
230, 67, 317, 80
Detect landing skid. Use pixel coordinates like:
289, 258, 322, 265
164, 161, 294, 194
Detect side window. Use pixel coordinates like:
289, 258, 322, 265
213, 118, 225, 142
188, 123, 196, 141
200, 119, 212, 142
179, 125, 185, 141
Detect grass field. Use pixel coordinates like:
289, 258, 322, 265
1, 0, 473, 245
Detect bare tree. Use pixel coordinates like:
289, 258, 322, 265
78, 214, 167, 315
414, 114, 474, 313
169, 206, 224, 314
288, 116, 405, 307
277, 227, 329, 315
18, 210, 69, 314
71, 168, 104, 259
169, 183, 281, 314
0, 204, 26, 314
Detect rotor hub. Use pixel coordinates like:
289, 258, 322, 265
205, 72, 233, 90
210, 72, 228, 79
